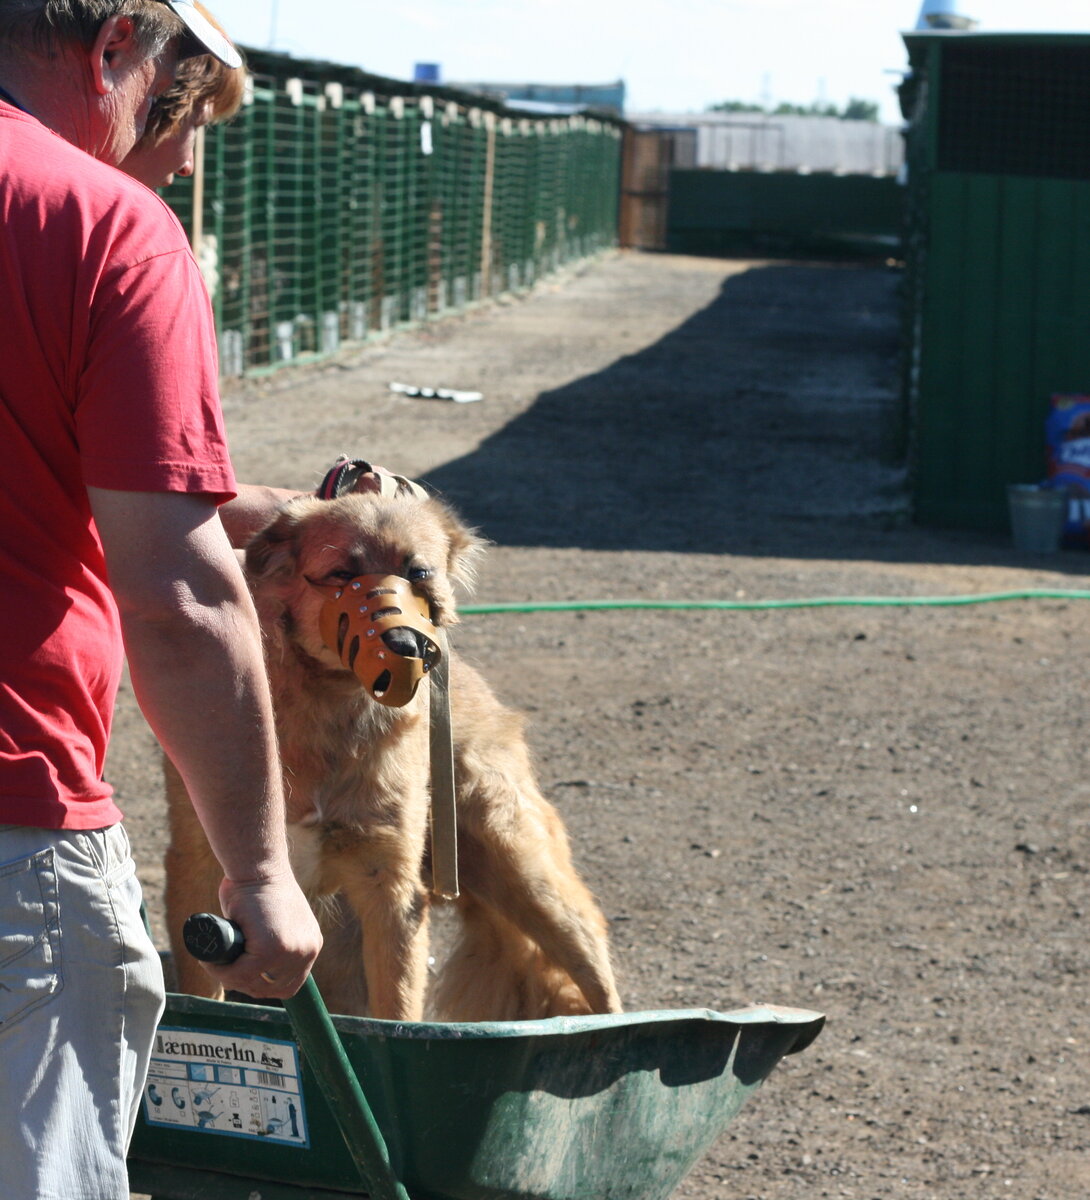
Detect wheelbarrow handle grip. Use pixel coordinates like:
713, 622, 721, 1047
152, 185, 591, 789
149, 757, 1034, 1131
182, 912, 245, 965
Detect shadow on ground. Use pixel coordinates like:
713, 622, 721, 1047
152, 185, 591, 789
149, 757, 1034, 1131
422, 260, 1086, 572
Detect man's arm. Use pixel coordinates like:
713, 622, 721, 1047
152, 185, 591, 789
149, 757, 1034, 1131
218, 482, 300, 549
88, 486, 321, 997
218, 467, 410, 551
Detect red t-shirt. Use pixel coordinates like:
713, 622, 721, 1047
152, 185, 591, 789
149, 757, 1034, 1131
0, 103, 237, 829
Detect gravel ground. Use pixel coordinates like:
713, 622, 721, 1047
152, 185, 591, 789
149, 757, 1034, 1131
120, 249, 1090, 1199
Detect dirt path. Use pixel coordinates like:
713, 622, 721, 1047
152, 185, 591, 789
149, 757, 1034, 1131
117, 250, 1090, 1199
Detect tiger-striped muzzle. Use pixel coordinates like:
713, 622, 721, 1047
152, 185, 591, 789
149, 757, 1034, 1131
314, 574, 441, 707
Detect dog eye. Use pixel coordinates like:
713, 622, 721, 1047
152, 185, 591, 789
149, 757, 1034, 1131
327, 569, 356, 583
407, 567, 432, 582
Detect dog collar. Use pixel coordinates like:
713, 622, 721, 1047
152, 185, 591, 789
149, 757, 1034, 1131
315, 574, 441, 707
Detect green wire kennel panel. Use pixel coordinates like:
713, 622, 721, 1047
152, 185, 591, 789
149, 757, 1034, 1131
165, 55, 624, 377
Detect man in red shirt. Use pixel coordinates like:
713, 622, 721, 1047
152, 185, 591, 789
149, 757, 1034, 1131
0, 3, 321, 1196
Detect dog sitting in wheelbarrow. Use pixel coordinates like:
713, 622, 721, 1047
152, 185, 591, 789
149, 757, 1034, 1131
164, 461, 621, 1023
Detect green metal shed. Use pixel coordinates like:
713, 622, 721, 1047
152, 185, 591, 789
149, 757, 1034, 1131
900, 31, 1090, 531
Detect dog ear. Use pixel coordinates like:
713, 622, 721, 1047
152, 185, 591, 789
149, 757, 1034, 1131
244, 498, 318, 588
433, 499, 488, 592
407, 498, 488, 628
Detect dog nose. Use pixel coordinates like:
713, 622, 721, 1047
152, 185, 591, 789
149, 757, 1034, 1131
371, 626, 440, 702
381, 626, 441, 668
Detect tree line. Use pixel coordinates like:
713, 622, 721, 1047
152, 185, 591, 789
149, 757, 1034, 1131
707, 98, 880, 122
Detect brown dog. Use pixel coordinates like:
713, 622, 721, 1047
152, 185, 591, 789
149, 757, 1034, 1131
164, 490, 621, 1022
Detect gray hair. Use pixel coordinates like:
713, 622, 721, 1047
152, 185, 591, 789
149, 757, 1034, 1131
0, 0, 183, 58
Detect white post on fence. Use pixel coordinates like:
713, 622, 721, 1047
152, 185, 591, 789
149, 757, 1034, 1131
480, 111, 496, 298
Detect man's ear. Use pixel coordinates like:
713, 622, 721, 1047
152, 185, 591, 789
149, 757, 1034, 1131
89, 14, 139, 96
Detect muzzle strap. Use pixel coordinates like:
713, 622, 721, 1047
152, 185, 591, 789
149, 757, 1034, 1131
427, 628, 459, 899
317, 457, 429, 502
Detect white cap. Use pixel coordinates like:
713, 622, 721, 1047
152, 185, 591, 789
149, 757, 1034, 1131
160, 0, 243, 68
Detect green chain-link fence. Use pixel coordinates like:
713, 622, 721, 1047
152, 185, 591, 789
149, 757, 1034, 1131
163, 49, 624, 376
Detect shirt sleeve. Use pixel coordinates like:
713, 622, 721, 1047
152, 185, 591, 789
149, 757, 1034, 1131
76, 240, 237, 503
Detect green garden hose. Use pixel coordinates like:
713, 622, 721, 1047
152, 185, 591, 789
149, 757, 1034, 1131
461, 588, 1090, 616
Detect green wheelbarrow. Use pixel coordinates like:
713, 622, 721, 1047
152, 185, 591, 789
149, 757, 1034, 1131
127, 916, 824, 1200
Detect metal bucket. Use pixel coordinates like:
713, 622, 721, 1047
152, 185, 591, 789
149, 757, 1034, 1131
1007, 484, 1067, 553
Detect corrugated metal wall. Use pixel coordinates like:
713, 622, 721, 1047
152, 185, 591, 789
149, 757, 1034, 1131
915, 173, 1090, 530
628, 112, 904, 176
164, 49, 624, 376
902, 33, 1090, 531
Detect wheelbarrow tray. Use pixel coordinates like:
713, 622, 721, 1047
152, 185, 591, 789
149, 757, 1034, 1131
128, 994, 823, 1200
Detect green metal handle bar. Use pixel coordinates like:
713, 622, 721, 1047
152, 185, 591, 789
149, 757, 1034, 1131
182, 913, 409, 1200
284, 977, 410, 1200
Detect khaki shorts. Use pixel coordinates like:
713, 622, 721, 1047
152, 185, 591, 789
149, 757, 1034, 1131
0, 823, 165, 1200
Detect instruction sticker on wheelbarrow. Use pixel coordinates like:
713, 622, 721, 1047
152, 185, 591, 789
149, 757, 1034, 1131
142, 1026, 310, 1148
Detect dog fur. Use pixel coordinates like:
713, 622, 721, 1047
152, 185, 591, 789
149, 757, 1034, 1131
163, 491, 621, 1022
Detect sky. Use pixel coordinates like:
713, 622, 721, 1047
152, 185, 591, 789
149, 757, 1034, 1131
206, 0, 1090, 126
